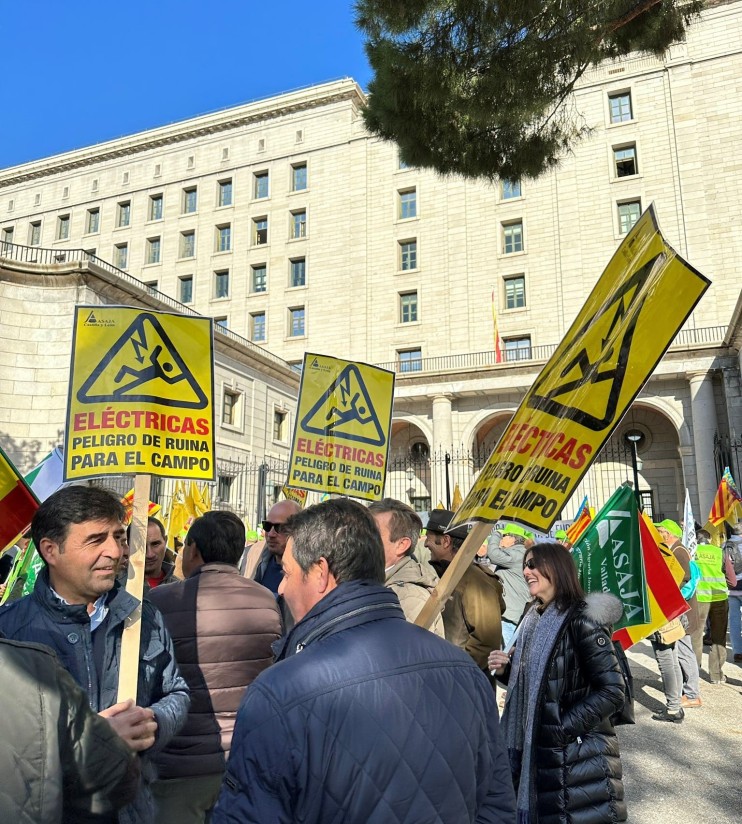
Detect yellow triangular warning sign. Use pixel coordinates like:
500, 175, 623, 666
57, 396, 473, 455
301, 364, 385, 446
527, 255, 660, 431
77, 313, 208, 409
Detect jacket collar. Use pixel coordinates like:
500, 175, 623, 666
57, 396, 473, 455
33, 567, 140, 627
188, 562, 241, 578
272, 579, 404, 661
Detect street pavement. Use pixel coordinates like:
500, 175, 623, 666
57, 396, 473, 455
619, 640, 742, 823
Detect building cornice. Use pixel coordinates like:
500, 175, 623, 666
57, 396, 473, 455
0, 79, 366, 188
0, 252, 300, 388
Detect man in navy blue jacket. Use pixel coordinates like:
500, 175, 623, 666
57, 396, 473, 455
213, 498, 516, 824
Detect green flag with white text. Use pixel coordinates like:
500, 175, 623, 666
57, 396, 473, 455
572, 484, 649, 631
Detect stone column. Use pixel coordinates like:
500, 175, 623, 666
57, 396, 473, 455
688, 371, 718, 519
678, 444, 699, 520
431, 394, 453, 508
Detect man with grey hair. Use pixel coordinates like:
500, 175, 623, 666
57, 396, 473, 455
213, 498, 516, 824
368, 497, 445, 637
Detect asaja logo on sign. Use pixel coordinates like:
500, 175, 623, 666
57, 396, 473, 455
83, 310, 116, 327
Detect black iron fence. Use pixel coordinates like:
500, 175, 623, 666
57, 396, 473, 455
94, 454, 291, 531
380, 438, 645, 520
714, 433, 742, 486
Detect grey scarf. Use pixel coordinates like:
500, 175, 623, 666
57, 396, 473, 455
501, 602, 571, 824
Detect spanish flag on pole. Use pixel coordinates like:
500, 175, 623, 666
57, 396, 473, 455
491, 290, 503, 364
0, 445, 39, 553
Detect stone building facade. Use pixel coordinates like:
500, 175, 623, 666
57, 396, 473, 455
1, 0, 742, 522
0, 250, 299, 524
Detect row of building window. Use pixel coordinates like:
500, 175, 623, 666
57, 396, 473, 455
396, 335, 534, 374
40, 210, 306, 271
221, 391, 289, 443
12, 203, 306, 251
203, 286, 531, 349
7, 159, 308, 215
196, 306, 305, 341
167, 259, 308, 305
0, 200, 642, 266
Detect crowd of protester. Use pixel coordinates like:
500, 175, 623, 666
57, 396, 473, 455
1, 486, 739, 823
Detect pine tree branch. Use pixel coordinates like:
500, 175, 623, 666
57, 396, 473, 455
602, 0, 664, 37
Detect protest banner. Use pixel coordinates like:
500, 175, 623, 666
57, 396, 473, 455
417, 205, 709, 631
282, 485, 308, 508
450, 206, 710, 533
286, 353, 394, 502
64, 306, 215, 481
612, 513, 689, 649
62, 307, 214, 700
682, 488, 698, 560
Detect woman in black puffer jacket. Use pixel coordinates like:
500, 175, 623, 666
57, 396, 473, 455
489, 542, 627, 824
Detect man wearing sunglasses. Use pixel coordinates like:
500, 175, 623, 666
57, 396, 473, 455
253, 500, 301, 629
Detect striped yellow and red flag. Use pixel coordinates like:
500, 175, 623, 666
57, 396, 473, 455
0, 447, 39, 553
613, 514, 688, 649
708, 467, 742, 527
566, 495, 592, 545
121, 488, 161, 527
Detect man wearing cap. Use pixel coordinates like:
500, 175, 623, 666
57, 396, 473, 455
655, 518, 702, 711
425, 510, 505, 684
486, 524, 531, 648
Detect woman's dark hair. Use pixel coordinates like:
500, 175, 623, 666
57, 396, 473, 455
524, 542, 585, 611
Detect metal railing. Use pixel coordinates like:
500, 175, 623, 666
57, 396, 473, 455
714, 433, 742, 487
1, 240, 727, 379
379, 325, 728, 375
0, 241, 294, 372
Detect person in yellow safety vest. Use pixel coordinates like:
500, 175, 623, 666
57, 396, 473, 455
691, 528, 729, 686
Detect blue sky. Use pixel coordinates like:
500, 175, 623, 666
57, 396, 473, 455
1, 0, 372, 168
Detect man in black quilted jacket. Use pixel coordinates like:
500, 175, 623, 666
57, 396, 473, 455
213, 498, 516, 824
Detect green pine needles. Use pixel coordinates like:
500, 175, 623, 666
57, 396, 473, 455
356, 0, 703, 181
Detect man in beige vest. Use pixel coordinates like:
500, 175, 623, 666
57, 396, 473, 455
368, 499, 445, 637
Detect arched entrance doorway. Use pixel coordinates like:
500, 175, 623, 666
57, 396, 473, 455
385, 420, 432, 511
563, 403, 683, 521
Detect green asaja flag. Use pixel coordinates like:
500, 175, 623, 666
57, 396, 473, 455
0, 539, 41, 605
571, 484, 649, 631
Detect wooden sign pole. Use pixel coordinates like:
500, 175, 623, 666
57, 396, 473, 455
116, 472, 149, 703
414, 521, 494, 631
